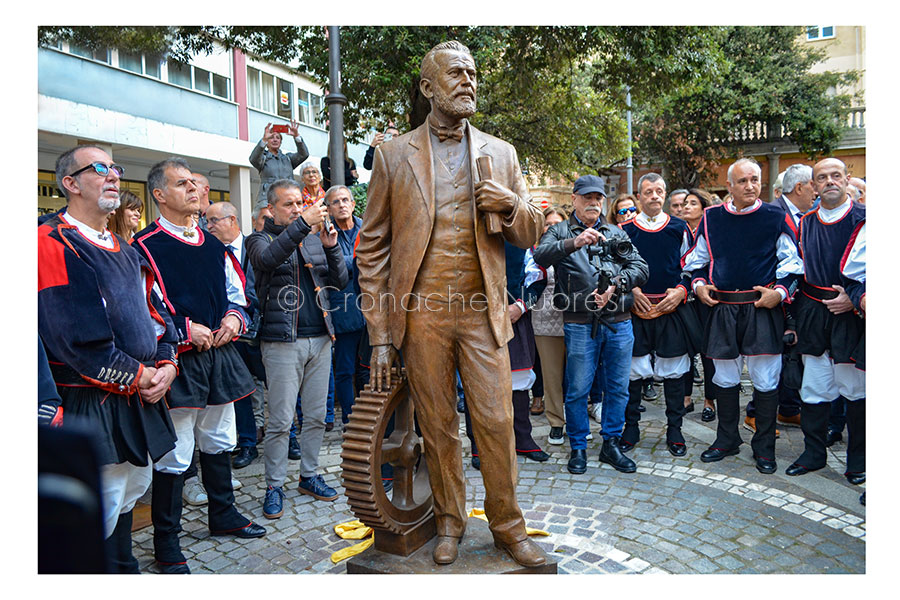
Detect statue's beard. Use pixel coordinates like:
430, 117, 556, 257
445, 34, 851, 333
433, 91, 476, 119
98, 196, 121, 213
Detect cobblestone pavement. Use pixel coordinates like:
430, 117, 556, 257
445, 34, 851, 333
133, 379, 865, 574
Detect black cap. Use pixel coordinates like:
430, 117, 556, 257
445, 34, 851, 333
573, 175, 606, 197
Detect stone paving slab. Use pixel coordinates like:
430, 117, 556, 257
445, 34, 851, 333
133, 380, 865, 574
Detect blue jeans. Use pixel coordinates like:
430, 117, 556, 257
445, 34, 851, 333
563, 320, 634, 449
334, 330, 365, 424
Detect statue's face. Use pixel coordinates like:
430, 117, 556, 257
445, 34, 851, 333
429, 50, 477, 119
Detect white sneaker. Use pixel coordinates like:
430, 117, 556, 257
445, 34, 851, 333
231, 476, 243, 490
183, 478, 208, 506
588, 403, 603, 423
548, 426, 565, 445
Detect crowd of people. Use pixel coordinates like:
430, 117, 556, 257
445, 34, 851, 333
37, 127, 865, 572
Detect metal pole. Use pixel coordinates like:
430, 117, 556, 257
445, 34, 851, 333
325, 26, 347, 186
625, 87, 633, 195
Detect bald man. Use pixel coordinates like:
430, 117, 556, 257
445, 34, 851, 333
786, 158, 866, 484
193, 172, 211, 230
848, 177, 866, 204
206, 202, 266, 471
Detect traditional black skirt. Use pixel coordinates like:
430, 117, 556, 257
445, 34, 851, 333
167, 343, 256, 409
58, 385, 176, 466
508, 311, 536, 372
704, 303, 784, 359
632, 301, 703, 358
851, 328, 866, 371
794, 293, 865, 365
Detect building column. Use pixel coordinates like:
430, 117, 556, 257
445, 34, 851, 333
229, 165, 253, 236
767, 153, 780, 203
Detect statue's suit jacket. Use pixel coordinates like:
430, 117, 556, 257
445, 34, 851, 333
356, 120, 544, 349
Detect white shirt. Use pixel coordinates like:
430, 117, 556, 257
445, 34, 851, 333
841, 222, 866, 284
60, 211, 115, 249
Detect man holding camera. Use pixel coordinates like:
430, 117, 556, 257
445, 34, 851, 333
534, 175, 649, 475
620, 173, 699, 457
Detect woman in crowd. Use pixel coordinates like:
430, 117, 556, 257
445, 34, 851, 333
528, 206, 569, 446
608, 193, 640, 225
249, 121, 308, 210
299, 163, 326, 208
320, 139, 358, 190
681, 188, 718, 421
107, 190, 143, 240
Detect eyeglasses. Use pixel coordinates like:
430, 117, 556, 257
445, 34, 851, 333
617, 206, 638, 216
68, 162, 125, 179
330, 197, 353, 206
207, 216, 235, 226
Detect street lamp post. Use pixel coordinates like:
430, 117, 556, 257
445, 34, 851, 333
325, 26, 347, 186
626, 87, 633, 195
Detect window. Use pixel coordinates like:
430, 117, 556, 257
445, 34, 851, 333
212, 73, 229, 99
261, 72, 276, 114
118, 50, 143, 74
298, 89, 325, 126
69, 44, 110, 63
248, 66, 280, 112
168, 59, 192, 88
145, 57, 161, 79
277, 78, 293, 119
194, 67, 211, 94
806, 26, 835, 41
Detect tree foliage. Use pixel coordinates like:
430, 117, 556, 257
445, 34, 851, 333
633, 26, 859, 188
39, 25, 724, 181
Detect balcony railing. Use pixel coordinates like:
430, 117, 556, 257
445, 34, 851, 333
717, 106, 865, 145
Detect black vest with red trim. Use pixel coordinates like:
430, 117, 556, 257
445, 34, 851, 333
38, 220, 160, 368
133, 222, 230, 330
621, 215, 688, 294
799, 202, 866, 289
701, 202, 794, 291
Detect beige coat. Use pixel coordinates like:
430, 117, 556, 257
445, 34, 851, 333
356, 121, 544, 349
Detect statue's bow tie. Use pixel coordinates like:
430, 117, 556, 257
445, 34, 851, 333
430, 123, 464, 142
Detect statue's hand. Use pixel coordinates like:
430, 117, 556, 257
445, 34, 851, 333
474, 179, 516, 216
370, 344, 398, 392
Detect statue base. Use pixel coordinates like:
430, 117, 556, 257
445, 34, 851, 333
346, 517, 558, 574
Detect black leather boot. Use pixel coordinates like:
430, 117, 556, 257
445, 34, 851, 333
663, 377, 687, 455
845, 397, 866, 483
620, 379, 643, 450
750, 388, 779, 473
701, 384, 741, 462
151, 470, 189, 573
599, 437, 636, 473
786, 402, 830, 475
200, 452, 265, 538
105, 509, 140, 573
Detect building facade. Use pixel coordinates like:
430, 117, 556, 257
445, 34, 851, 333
38, 40, 372, 233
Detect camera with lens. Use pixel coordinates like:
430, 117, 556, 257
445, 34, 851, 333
585, 237, 633, 337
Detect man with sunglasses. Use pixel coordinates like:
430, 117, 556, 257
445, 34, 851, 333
39, 145, 179, 572
133, 157, 266, 573
534, 175, 649, 476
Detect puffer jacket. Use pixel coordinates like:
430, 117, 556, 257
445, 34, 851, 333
533, 214, 648, 320
246, 216, 349, 342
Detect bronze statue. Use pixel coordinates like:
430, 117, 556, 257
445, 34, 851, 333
356, 40, 547, 568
